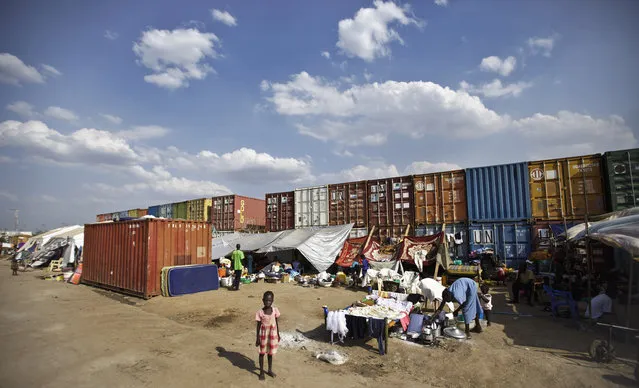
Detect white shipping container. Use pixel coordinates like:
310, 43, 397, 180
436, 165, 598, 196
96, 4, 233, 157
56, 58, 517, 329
294, 185, 329, 228
349, 228, 368, 238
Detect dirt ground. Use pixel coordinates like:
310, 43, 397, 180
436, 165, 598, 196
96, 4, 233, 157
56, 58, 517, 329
0, 260, 637, 388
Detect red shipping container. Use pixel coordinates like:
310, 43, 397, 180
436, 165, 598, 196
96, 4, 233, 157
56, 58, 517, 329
210, 195, 265, 231
328, 181, 368, 228
82, 219, 212, 299
265, 191, 295, 232
367, 176, 414, 238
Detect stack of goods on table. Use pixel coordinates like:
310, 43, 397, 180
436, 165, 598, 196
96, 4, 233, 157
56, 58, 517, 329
160, 264, 219, 297
259, 261, 299, 283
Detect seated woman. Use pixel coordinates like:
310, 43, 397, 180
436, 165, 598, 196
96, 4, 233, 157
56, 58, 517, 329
435, 277, 483, 339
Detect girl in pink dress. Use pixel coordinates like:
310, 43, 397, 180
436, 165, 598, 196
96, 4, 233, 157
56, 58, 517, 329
255, 291, 280, 380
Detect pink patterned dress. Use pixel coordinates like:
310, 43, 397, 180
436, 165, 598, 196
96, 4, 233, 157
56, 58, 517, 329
256, 307, 280, 355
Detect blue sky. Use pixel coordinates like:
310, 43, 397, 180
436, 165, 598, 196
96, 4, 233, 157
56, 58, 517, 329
0, 0, 637, 231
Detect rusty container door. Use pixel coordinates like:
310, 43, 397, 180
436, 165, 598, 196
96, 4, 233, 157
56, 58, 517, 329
83, 219, 211, 298
265, 191, 295, 232
529, 154, 606, 221
211, 195, 235, 231
328, 181, 368, 228
413, 170, 467, 226
367, 176, 414, 237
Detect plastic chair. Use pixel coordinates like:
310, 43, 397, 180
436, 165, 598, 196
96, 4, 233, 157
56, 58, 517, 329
543, 285, 578, 320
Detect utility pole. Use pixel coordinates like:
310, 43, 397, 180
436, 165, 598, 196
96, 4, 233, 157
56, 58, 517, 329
9, 209, 19, 231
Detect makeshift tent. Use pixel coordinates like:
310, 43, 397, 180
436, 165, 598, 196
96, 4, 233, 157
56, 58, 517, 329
210, 224, 353, 272
335, 236, 369, 268
29, 226, 84, 268
395, 233, 452, 271
18, 225, 84, 253
566, 210, 639, 257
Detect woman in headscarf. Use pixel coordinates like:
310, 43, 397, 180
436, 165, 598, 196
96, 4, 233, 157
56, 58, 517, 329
435, 277, 483, 339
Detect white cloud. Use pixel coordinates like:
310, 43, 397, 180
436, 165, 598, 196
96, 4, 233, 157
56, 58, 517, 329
116, 125, 169, 140
100, 113, 123, 125
460, 79, 533, 98
263, 71, 637, 156
321, 51, 331, 59
528, 35, 558, 57
318, 163, 400, 184
363, 69, 373, 81
40, 195, 58, 203
41, 64, 62, 77
211, 9, 237, 27
0, 53, 45, 86
133, 28, 220, 89
404, 161, 462, 174
104, 30, 119, 40
44, 106, 78, 122
479, 56, 517, 76
6, 101, 37, 118
336, 1, 423, 62
0, 156, 13, 163
434, 0, 449, 6
0, 190, 17, 201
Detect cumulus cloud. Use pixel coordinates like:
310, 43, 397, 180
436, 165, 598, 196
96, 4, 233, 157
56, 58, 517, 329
40, 195, 58, 203
321, 51, 331, 59
336, 1, 423, 62
0, 53, 45, 86
211, 9, 237, 26
404, 161, 462, 174
6, 101, 37, 118
116, 125, 169, 140
459, 79, 533, 98
318, 163, 400, 184
100, 113, 123, 125
41, 64, 62, 77
434, 0, 449, 6
263, 71, 637, 157
44, 106, 78, 122
528, 35, 558, 57
479, 56, 517, 76
104, 30, 119, 40
133, 28, 220, 89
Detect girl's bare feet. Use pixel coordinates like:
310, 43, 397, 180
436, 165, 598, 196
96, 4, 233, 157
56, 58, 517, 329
259, 372, 265, 381
267, 370, 276, 378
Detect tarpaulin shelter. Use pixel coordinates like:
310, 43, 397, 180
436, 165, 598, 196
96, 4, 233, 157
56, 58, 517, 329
17, 225, 84, 253
335, 236, 372, 268
210, 224, 353, 273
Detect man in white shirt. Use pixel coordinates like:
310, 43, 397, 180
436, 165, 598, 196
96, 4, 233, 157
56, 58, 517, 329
419, 277, 454, 312
585, 291, 613, 320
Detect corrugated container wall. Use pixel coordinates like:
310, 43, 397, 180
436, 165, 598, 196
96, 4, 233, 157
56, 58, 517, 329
415, 223, 468, 259
531, 221, 577, 251
328, 181, 368, 228
148, 206, 160, 217
173, 201, 187, 219
413, 170, 467, 226
158, 204, 173, 219
128, 209, 139, 218
82, 219, 212, 299
367, 176, 414, 238
294, 186, 329, 228
604, 148, 639, 211
210, 195, 265, 231
265, 192, 295, 232
468, 222, 531, 267
466, 162, 531, 222
529, 154, 606, 221
187, 198, 212, 221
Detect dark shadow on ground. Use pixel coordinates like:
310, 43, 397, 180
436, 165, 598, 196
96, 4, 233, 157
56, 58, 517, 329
602, 374, 636, 387
216, 346, 259, 376
299, 324, 381, 355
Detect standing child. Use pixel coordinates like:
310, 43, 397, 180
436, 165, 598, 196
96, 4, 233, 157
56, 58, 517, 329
479, 284, 493, 326
255, 291, 280, 380
11, 259, 19, 275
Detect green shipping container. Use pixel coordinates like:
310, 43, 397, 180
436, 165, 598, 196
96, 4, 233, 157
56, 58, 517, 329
604, 148, 639, 211
172, 201, 188, 219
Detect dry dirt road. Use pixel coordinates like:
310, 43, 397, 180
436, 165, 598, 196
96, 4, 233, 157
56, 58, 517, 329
0, 260, 636, 388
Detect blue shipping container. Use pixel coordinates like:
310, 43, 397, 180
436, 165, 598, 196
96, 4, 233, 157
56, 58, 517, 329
468, 222, 531, 267
415, 223, 468, 260
466, 162, 531, 221
148, 205, 160, 217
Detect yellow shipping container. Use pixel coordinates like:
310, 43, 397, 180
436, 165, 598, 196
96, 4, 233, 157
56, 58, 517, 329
128, 209, 139, 218
187, 198, 212, 221
529, 154, 606, 221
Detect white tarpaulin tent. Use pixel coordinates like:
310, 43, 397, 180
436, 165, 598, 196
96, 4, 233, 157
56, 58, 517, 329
567, 212, 639, 257
18, 225, 84, 253
210, 224, 354, 272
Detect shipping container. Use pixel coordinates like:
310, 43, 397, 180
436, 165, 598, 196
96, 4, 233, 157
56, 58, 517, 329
210, 195, 265, 231
466, 162, 531, 222
529, 154, 606, 221
294, 185, 329, 228
328, 181, 368, 228
415, 223, 468, 259
413, 170, 467, 225
367, 176, 414, 237
148, 206, 160, 217
603, 148, 639, 211
127, 208, 146, 218
158, 203, 173, 219
96, 214, 105, 222
172, 201, 188, 219
82, 219, 212, 299
265, 191, 295, 232
187, 198, 212, 221
531, 221, 577, 251
468, 222, 531, 267
349, 228, 369, 239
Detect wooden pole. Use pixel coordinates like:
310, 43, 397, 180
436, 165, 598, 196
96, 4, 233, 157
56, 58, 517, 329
384, 318, 389, 355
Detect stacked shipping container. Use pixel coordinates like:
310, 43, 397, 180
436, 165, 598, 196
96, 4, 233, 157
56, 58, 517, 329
294, 186, 329, 228
603, 148, 639, 211
328, 181, 368, 237
187, 198, 212, 222
210, 195, 265, 231
265, 191, 295, 232
367, 176, 414, 239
